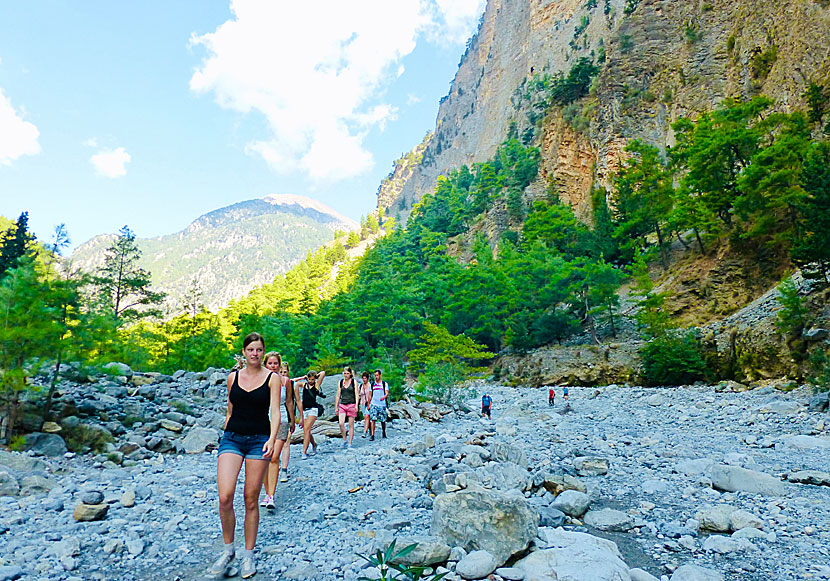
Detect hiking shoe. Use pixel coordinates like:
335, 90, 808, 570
208, 551, 235, 576
370, 435, 375, 441
264, 496, 275, 510
240, 554, 256, 579
279, 468, 289, 482
259, 495, 269, 507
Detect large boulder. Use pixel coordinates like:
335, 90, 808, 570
431, 489, 538, 564
550, 489, 591, 518
0, 471, 20, 496
584, 508, 635, 532
378, 535, 450, 566
707, 464, 786, 496
182, 427, 220, 454
103, 362, 133, 378
490, 440, 528, 468
516, 528, 630, 581
456, 550, 499, 580
23, 432, 67, 457
670, 564, 724, 580
478, 462, 531, 491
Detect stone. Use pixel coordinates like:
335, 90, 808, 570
537, 506, 567, 527
491, 440, 528, 467
495, 567, 526, 581
803, 327, 829, 341
42, 421, 62, 433
23, 432, 67, 456
0, 471, 20, 496
642, 479, 668, 494
707, 464, 786, 496
629, 569, 660, 581
0, 450, 46, 471
782, 435, 830, 450
584, 508, 635, 532
550, 489, 590, 518
431, 489, 538, 564
103, 362, 133, 377
81, 490, 104, 504
670, 564, 724, 581
283, 561, 319, 579
158, 418, 183, 433
456, 550, 498, 580
808, 392, 829, 412
479, 461, 530, 491
697, 505, 734, 533
0, 566, 23, 581
72, 503, 108, 522
573, 456, 609, 476
787, 470, 830, 486
729, 509, 763, 531
126, 539, 144, 555
518, 528, 629, 581
758, 399, 803, 414
19, 474, 56, 496
182, 427, 220, 453
702, 535, 744, 554
542, 473, 586, 495
121, 489, 136, 507
383, 535, 450, 566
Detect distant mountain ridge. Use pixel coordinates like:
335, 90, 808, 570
72, 195, 359, 311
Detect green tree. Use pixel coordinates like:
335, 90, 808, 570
567, 258, 624, 343
774, 278, 809, 337
613, 140, 674, 268
94, 226, 165, 325
791, 141, 830, 283
0, 212, 36, 279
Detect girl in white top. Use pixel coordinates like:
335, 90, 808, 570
260, 353, 295, 509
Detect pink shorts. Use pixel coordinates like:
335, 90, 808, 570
338, 403, 357, 418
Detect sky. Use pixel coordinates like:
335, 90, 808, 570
0, 0, 486, 251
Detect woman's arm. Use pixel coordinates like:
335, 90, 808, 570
315, 370, 326, 389
224, 373, 234, 429
286, 379, 295, 426
353, 382, 360, 408
335, 380, 342, 410
264, 373, 281, 457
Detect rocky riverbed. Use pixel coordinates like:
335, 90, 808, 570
1, 372, 830, 580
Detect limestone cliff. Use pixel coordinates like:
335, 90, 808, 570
380, 0, 830, 230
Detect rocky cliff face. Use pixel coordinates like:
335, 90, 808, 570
381, 0, 830, 228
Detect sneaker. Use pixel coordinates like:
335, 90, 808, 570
362, 432, 367, 438
264, 496, 275, 510
301, 453, 308, 460
240, 554, 256, 579
279, 468, 289, 482
208, 551, 235, 576
259, 495, 268, 507
311, 444, 318, 455
370, 435, 375, 441
348, 442, 353, 449
342, 439, 348, 448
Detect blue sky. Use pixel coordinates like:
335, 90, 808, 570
0, 0, 485, 251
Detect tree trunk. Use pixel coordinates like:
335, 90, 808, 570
42, 348, 64, 422
676, 232, 690, 250
694, 228, 706, 254
655, 223, 668, 269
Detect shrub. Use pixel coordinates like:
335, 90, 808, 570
641, 331, 708, 386
62, 424, 114, 454
808, 348, 830, 392
121, 415, 145, 428
751, 46, 778, 80
413, 362, 477, 407
357, 538, 448, 581
9, 435, 26, 452
774, 278, 808, 337
170, 400, 194, 415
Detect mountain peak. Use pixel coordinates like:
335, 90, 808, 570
262, 194, 359, 231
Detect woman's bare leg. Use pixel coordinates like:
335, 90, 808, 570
242, 458, 269, 550
264, 439, 286, 496
347, 417, 356, 444
217, 453, 244, 544
338, 411, 347, 441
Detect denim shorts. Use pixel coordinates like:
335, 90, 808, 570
218, 431, 269, 460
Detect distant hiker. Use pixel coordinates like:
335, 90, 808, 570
481, 392, 493, 418
260, 353, 294, 509
295, 370, 326, 459
277, 363, 298, 481
336, 366, 360, 448
548, 387, 555, 407
359, 371, 372, 438
368, 369, 389, 440
563, 386, 569, 401
211, 332, 282, 579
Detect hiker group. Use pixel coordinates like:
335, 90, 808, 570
208, 332, 391, 579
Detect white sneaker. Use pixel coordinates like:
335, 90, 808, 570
301, 453, 308, 460
279, 467, 289, 482
259, 495, 268, 507
240, 554, 256, 579
264, 496, 275, 510
208, 552, 235, 576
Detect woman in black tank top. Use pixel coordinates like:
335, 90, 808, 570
210, 332, 283, 579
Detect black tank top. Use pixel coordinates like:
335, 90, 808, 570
339, 379, 357, 405
225, 371, 272, 435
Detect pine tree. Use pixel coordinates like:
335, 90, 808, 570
0, 212, 36, 279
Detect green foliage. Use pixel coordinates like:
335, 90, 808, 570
357, 539, 448, 581
641, 331, 708, 386
170, 400, 193, 415
0, 212, 36, 279
8, 434, 26, 452
619, 34, 634, 53
413, 361, 475, 407
94, 226, 165, 325
624, 0, 641, 15
791, 141, 830, 283
751, 46, 778, 80
62, 423, 114, 454
774, 278, 809, 336
408, 321, 494, 371
807, 348, 830, 392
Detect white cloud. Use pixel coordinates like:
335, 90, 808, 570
190, 0, 485, 182
0, 88, 41, 166
431, 0, 487, 44
91, 147, 131, 178
83, 137, 98, 147
407, 94, 421, 106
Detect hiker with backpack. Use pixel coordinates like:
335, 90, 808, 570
481, 392, 493, 418
368, 369, 389, 440
294, 370, 326, 459
335, 366, 360, 449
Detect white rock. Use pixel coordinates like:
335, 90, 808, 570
517, 528, 629, 581
456, 550, 498, 580
670, 564, 724, 581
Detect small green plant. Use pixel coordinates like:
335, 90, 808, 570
726, 34, 736, 53
624, 0, 641, 15
9, 434, 26, 452
357, 539, 448, 581
121, 414, 145, 428
170, 400, 194, 415
641, 331, 708, 386
808, 348, 830, 392
774, 278, 809, 337
751, 45, 778, 79
684, 23, 702, 44
106, 452, 122, 464
620, 34, 634, 53
62, 424, 114, 454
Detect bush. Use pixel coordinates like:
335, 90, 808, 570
751, 46, 778, 80
62, 424, 114, 454
641, 331, 708, 386
170, 400, 194, 415
774, 278, 809, 337
808, 348, 830, 392
413, 362, 477, 407
357, 538, 448, 581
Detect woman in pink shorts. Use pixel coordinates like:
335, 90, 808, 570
335, 366, 360, 449
359, 371, 372, 438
